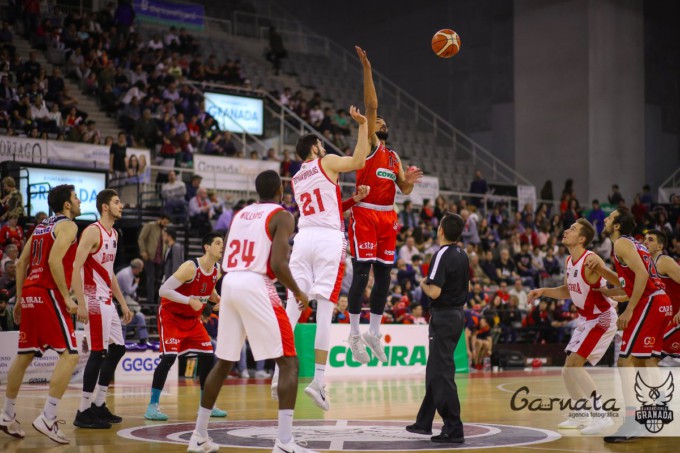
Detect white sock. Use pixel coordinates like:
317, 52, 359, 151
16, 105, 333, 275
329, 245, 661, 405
3, 397, 16, 419
93, 385, 108, 407
313, 364, 325, 386
195, 406, 212, 437
43, 396, 60, 420
278, 409, 294, 444
369, 313, 383, 336
349, 314, 361, 335
79, 392, 93, 412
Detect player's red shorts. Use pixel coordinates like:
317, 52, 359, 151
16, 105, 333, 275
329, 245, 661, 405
158, 305, 214, 356
620, 291, 672, 358
348, 205, 398, 264
18, 287, 77, 355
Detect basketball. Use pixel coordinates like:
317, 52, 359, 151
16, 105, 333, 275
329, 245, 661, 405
431, 28, 461, 58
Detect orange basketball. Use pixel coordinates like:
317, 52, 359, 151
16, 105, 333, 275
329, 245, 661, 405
431, 29, 461, 58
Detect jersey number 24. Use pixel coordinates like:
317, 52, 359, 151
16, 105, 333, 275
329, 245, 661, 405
227, 239, 256, 268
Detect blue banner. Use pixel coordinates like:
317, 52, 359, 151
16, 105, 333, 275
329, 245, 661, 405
134, 0, 205, 31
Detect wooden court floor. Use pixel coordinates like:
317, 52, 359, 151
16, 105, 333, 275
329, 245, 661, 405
1, 369, 677, 453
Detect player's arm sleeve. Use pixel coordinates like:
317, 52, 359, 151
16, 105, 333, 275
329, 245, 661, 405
158, 275, 190, 304
342, 197, 357, 212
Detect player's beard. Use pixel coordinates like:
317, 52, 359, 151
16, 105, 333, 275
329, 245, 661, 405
376, 130, 389, 141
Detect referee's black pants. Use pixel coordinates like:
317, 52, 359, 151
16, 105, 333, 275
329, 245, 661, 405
414, 307, 465, 436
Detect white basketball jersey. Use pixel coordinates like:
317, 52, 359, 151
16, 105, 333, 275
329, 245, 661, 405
223, 202, 284, 278
83, 222, 118, 302
291, 159, 343, 231
565, 251, 614, 318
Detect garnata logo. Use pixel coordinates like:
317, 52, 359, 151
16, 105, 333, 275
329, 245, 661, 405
644, 337, 656, 346
375, 168, 396, 181
510, 387, 621, 412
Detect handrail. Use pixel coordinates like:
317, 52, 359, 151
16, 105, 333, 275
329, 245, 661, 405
660, 167, 680, 188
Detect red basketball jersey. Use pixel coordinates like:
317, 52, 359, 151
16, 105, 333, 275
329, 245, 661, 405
355, 142, 401, 206
612, 236, 665, 298
23, 215, 78, 292
657, 255, 680, 313
160, 258, 219, 318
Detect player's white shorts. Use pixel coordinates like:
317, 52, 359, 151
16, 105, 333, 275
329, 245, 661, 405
565, 308, 617, 365
86, 298, 124, 352
289, 227, 346, 303
215, 272, 296, 362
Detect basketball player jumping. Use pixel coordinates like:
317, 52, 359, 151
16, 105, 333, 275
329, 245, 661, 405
187, 170, 311, 453
145, 232, 227, 421
0, 185, 81, 444
72, 189, 133, 429
528, 219, 619, 435
347, 46, 423, 363
587, 208, 672, 443
270, 105, 370, 411
643, 230, 680, 360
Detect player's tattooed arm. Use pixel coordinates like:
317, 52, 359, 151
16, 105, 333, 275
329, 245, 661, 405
355, 46, 378, 146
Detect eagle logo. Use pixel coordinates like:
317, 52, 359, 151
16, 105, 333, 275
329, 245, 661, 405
634, 371, 674, 433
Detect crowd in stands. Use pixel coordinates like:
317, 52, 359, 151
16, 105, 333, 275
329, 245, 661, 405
1, 2, 365, 180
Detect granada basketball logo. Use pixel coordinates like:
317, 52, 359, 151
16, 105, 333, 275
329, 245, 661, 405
634, 371, 674, 433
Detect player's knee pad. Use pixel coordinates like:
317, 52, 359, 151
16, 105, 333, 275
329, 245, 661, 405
106, 344, 126, 363
348, 260, 372, 314
156, 354, 177, 372
314, 299, 334, 351
369, 262, 392, 313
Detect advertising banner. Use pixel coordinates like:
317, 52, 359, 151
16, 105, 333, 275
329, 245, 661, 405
0, 136, 150, 173
395, 175, 439, 206
193, 154, 279, 192
115, 349, 178, 384
134, 0, 205, 31
0, 331, 88, 385
204, 92, 265, 135
294, 324, 468, 378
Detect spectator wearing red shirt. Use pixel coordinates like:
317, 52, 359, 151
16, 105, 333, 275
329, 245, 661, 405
495, 280, 511, 303
333, 295, 350, 324
0, 215, 24, 249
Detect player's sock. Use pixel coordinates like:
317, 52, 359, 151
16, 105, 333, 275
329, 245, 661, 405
277, 409, 294, 444
313, 364, 326, 386
43, 396, 60, 420
93, 385, 108, 407
349, 315, 361, 335
195, 406, 212, 437
150, 388, 162, 405
369, 313, 383, 336
79, 392, 93, 412
3, 397, 16, 419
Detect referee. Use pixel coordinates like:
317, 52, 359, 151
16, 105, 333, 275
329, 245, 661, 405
406, 213, 468, 444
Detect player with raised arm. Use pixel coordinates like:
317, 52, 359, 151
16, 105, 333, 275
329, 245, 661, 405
644, 230, 680, 359
0, 185, 81, 444
347, 46, 423, 364
187, 170, 312, 453
528, 219, 619, 434
270, 105, 370, 411
587, 208, 672, 443
145, 232, 227, 421
72, 189, 133, 429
